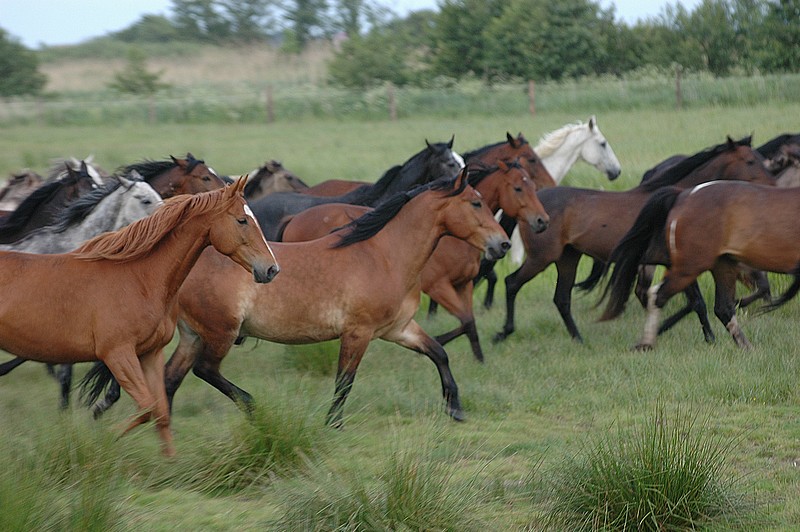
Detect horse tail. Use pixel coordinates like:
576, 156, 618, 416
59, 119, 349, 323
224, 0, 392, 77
758, 269, 800, 314
599, 186, 682, 321
79, 361, 114, 407
575, 258, 606, 292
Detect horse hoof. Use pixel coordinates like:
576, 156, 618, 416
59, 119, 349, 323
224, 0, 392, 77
448, 407, 466, 422
632, 343, 654, 352
492, 331, 508, 343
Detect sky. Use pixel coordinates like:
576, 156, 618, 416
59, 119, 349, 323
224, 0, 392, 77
2, 0, 703, 49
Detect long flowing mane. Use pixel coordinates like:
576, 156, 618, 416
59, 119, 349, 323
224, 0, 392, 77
534, 122, 586, 158
639, 136, 752, 192
467, 161, 522, 188
334, 176, 466, 248
756, 133, 800, 159
52, 179, 124, 232
0, 174, 83, 237
120, 154, 204, 182
73, 187, 227, 262
462, 137, 528, 161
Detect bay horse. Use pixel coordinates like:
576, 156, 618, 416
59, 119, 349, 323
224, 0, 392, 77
248, 138, 463, 240
118, 152, 225, 198
0, 160, 104, 244
281, 161, 549, 362
0, 178, 278, 456
479, 117, 623, 305
0, 170, 44, 212
599, 180, 800, 350
492, 136, 777, 344
242, 160, 310, 201
88, 170, 510, 425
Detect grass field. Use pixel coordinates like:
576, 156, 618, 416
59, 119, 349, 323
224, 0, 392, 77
2, 104, 800, 530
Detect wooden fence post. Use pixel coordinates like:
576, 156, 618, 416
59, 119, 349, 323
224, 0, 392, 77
675, 65, 683, 111
387, 82, 397, 121
528, 80, 536, 117
264, 85, 275, 123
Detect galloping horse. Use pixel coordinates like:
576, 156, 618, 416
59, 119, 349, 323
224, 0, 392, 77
599, 181, 800, 349
242, 160, 310, 201
0, 160, 104, 244
118, 153, 225, 197
480, 117, 623, 306
0, 170, 43, 212
248, 139, 463, 240
0, 178, 278, 456
281, 161, 549, 362
89, 170, 509, 425
492, 136, 777, 344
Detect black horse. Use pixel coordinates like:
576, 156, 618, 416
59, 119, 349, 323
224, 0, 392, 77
248, 138, 462, 240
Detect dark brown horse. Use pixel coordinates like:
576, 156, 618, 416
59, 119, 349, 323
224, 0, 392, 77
1, 178, 278, 456
119, 153, 225, 197
492, 136, 777, 344
281, 160, 550, 362
89, 171, 510, 425
599, 180, 800, 349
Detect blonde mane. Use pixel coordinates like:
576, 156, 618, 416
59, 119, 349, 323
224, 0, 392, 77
534, 121, 587, 158
73, 184, 237, 262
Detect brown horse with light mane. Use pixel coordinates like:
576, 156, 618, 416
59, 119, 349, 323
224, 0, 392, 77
1, 178, 278, 456
140, 170, 508, 426
281, 160, 550, 362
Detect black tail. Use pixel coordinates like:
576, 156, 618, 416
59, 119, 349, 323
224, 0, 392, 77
599, 186, 682, 321
575, 258, 606, 292
79, 361, 114, 407
758, 270, 800, 314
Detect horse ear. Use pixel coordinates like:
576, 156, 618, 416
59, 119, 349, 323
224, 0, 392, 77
65, 162, 77, 179
454, 166, 468, 189
506, 132, 515, 146
118, 173, 133, 187
425, 139, 432, 150
588, 116, 596, 130
80, 160, 89, 175
448, 135, 455, 149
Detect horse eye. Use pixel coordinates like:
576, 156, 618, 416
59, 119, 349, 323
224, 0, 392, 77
142, 199, 152, 205
600, 141, 607, 148
471, 200, 482, 208
514, 186, 523, 193
203, 175, 211, 181
238, 218, 248, 225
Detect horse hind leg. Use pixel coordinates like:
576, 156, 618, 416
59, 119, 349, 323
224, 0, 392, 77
57, 364, 73, 410
712, 261, 753, 349
737, 269, 771, 308
553, 248, 583, 342
430, 281, 484, 362
657, 281, 715, 343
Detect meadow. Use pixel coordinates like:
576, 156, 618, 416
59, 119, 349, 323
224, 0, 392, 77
1, 103, 800, 530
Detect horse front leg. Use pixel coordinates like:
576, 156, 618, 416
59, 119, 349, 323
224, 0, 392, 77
384, 319, 463, 422
326, 328, 372, 428
553, 248, 583, 342
712, 260, 752, 349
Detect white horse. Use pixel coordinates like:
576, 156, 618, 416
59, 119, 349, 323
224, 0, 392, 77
0, 172, 162, 254
508, 115, 622, 264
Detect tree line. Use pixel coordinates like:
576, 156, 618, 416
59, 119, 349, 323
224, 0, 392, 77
1, 0, 798, 96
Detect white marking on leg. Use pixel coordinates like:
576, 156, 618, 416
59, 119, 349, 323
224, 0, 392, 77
726, 315, 753, 349
641, 282, 663, 347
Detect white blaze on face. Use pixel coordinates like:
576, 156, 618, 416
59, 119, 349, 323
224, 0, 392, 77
243, 203, 277, 262
453, 151, 465, 169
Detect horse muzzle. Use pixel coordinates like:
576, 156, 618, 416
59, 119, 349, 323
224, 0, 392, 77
527, 214, 550, 234
485, 236, 511, 261
606, 167, 622, 180
254, 263, 280, 283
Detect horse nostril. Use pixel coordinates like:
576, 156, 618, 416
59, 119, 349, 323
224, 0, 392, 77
267, 265, 280, 281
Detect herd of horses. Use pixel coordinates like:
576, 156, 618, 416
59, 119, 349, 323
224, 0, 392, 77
2, 117, 799, 457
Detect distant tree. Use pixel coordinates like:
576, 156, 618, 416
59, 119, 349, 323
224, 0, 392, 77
0, 28, 46, 96
221, 0, 277, 41
114, 15, 181, 42
171, 0, 231, 41
757, 0, 800, 72
108, 49, 171, 95
283, 0, 330, 51
681, 0, 737, 75
430, 0, 503, 79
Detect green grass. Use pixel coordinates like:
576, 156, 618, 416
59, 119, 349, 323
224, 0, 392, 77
2, 105, 800, 529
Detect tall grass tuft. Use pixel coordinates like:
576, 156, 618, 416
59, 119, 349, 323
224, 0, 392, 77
0, 416, 124, 531
178, 381, 329, 493
545, 403, 755, 531
277, 420, 488, 531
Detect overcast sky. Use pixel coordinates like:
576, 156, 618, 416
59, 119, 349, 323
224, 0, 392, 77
2, 0, 702, 48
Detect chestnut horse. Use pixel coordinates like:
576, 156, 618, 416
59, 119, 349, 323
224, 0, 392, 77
0, 178, 279, 456
599, 181, 800, 349
90, 170, 509, 425
492, 136, 777, 344
281, 160, 550, 362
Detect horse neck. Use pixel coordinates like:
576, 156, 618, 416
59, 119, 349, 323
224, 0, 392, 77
131, 213, 214, 300
674, 157, 740, 189
537, 129, 586, 183
366, 195, 451, 281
